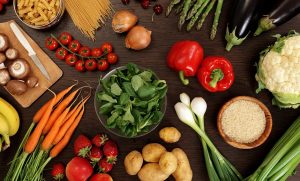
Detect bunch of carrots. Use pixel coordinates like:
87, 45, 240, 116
4, 83, 91, 181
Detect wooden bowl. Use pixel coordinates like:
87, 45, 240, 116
217, 96, 272, 149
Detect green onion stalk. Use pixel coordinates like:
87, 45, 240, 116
247, 116, 300, 181
175, 93, 243, 181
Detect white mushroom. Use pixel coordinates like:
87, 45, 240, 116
8, 59, 31, 80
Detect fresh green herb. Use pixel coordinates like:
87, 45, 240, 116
97, 63, 167, 137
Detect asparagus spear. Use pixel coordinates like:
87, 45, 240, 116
175, 1, 185, 14
186, 0, 204, 20
196, 0, 216, 31
186, 0, 209, 31
178, 0, 192, 30
166, 0, 182, 16
210, 0, 223, 40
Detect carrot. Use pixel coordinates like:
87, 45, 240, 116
33, 83, 76, 123
42, 88, 80, 134
41, 106, 70, 151
24, 94, 56, 154
53, 96, 89, 145
50, 108, 84, 158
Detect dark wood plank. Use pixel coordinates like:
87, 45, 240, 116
0, 0, 299, 180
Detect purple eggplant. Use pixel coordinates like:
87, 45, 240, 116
225, 0, 263, 51
254, 0, 300, 36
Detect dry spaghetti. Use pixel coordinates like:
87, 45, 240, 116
64, 0, 113, 40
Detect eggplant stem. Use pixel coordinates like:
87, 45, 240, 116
254, 17, 276, 36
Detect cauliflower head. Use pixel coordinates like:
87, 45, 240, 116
256, 31, 300, 108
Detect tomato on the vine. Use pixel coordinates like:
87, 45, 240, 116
59, 32, 72, 45
45, 37, 59, 51
85, 59, 97, 71
101, 43, 113, 54
91, 48, 102, 57
68, 40, 81, 53
107, 53, 118, 64
65, 54, 78, 66
75, 60, 85, 72
97, 59, 109, 71
55, 48, 68, 60
0, 0, 9, 5
79, 46, 91, 57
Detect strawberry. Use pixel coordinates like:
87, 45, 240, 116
92, 134, 108, 147
74, 134, 92, 158
89, 146, 103, 163
98, 158, 113, 173
103, 140, 118, 164
51, 163, 65, 180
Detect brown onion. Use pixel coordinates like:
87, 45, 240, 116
125, 26, 152, 51
112, 10, 138, 33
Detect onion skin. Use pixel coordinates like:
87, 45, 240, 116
125, 26, 152, 51
112, 10, 138, 33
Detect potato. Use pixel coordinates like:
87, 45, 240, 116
159, 152, 178, 175
172, 148, 193, 181
124, 150, 143, 175
159, 127, 181, 143
138, 163, 169, 181
142, 143, 166, 162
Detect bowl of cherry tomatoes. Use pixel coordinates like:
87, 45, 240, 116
45, 32, 118, 72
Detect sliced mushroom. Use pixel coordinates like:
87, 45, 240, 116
26, 76, 39, 88
6, 80, 27, 95
0, 34, 9, 52
0, 53, 6, 63
5, 48, 19, 60
0, 69, 11, 86
8, 59, 31, 80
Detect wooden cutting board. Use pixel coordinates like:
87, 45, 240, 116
0, 20, 63, 108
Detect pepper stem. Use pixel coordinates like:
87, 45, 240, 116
209, 69, 224, 88
179, 71, 189, 85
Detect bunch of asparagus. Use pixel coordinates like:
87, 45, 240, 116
166, 0, 224, 40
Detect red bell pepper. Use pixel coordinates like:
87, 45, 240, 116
167, 41, 204, 85
197, 56, 234, 92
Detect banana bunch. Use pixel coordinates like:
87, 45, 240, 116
0, 97, 20, 152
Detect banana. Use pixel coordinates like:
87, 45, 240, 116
0, 97, 20, 136
0, 113, 11, 147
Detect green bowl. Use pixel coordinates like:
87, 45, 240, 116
94, 66, 167, 138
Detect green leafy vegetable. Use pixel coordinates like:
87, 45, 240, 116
97, 63, 168, 137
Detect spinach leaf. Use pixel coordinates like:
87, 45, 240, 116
116, 69, 129, 81
99, 102, 114, 115
107, 112, 119, 128
111, 83, 122, 96
119, 93, 130, 105
139, 71, 153, 82
127, 63, 140, 75
123, 105, 134, 124
100, 79, 111, 95
131, 75, 144, 92
97, 93, 117, 103
122, 82, 137, 97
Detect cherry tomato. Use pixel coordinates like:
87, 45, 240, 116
101, 43, 113, 54
84, 59, 97, 71
91, 48, 102, 57
68, 40, 81, 53
78, 46, 91, 57
97, 59, 109, 71
65, 54, 78, 66
45, 37, 59, 51
107, 53, 118, 64
55, 48, 68, 60
75, 60, 85, 72
0, 0, 9, 5
59, 32, 73, 45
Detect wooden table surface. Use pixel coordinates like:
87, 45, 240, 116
1, 1, 300, 181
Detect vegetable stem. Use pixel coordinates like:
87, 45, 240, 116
210, 0, 223, 40
187, 0, 209, 31
178, 0, 192, 30
179, 71, 189, 85
186, 0, 204, 20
